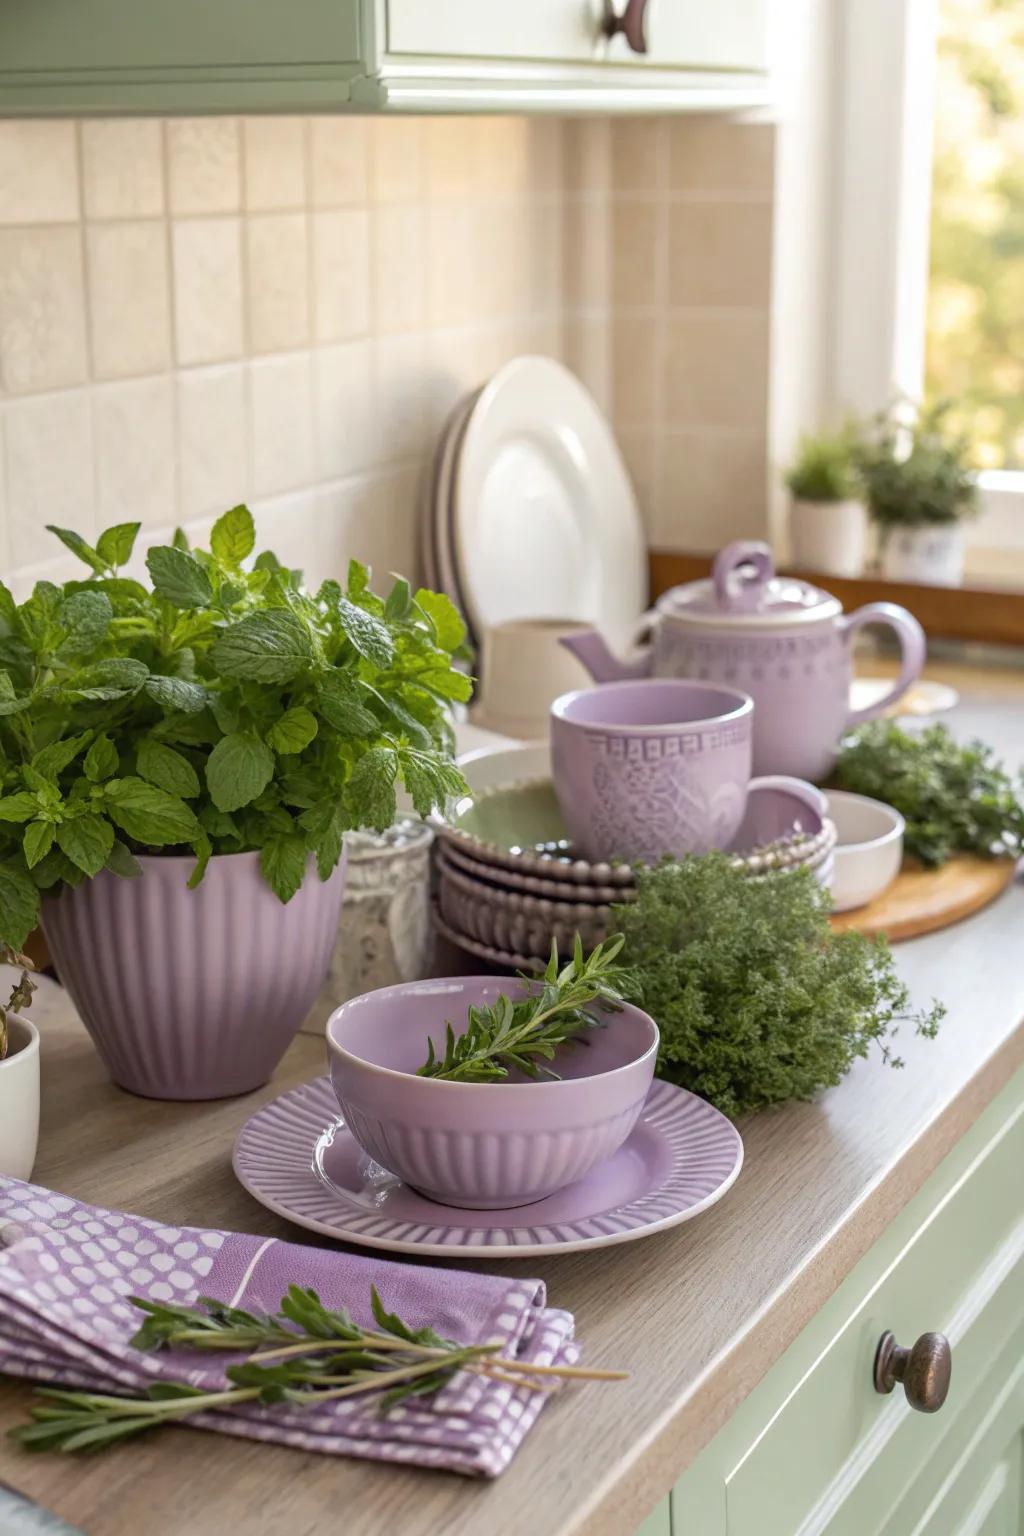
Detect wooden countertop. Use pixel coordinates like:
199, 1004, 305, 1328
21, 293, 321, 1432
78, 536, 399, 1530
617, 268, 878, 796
2, 668, 1024, 1536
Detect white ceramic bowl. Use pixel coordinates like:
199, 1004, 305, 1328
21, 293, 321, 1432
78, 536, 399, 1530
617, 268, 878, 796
825, 791, 905, 913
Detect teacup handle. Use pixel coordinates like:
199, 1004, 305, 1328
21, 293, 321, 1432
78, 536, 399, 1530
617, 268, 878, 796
840, 603, 926, 726
747, 775, 828, 824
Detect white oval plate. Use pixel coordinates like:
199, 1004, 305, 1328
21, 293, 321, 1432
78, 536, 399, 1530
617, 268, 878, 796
451, 357, 646, 653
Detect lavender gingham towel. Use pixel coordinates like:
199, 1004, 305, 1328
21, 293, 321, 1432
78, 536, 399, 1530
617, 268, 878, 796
0, 1178, 577, 1477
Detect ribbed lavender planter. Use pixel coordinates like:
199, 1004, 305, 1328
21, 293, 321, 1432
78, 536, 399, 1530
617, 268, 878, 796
41, 850, 347, 1101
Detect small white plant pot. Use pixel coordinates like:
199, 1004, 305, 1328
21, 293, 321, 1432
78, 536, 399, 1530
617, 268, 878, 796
790, 498, 867, 577
881, 524, 965, 587
0, 1016, 40, 1180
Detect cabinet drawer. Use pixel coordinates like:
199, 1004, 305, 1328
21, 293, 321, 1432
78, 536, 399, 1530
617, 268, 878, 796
386, 0, 600, 65
725, 1095, 1024, 1536
385, 0, 768, 74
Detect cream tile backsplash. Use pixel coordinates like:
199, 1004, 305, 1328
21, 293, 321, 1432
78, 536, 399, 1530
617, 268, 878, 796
0, 112, 774, 601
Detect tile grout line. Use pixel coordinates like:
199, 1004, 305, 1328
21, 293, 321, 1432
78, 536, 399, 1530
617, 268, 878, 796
73, 120, 103, 537
159, 119, 185, 526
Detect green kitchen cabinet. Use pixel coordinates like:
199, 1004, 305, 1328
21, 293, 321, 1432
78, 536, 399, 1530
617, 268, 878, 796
670, 1067, 1024, 1535
0, 0, 770, 116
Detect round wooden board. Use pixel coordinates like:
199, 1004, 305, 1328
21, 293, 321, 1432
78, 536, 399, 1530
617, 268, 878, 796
829, 855, 1017, 942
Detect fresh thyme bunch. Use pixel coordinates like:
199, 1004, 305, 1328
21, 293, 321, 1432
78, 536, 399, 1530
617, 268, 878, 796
833, 720, 1024, 867
11, 1285, 625, 1454
614, 855, 943, 1120
418, 935, 627, 1084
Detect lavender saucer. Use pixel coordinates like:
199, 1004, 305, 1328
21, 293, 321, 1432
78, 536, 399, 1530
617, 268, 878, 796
233, 1077, 743, 1258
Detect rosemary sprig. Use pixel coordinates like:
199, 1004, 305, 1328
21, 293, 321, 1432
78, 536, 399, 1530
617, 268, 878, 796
418, 934, 628, 1084
9, 1284, 626, 1454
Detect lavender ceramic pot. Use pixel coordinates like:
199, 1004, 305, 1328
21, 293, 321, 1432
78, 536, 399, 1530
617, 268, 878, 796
549, 678, 754, 863
560, 541, 927, 782
42, 850, 346, 1101
327, 976, 658, 1209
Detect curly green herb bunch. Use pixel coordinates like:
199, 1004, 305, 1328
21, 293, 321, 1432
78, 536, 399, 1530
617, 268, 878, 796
0, 509, 471, 949
784, 422, 861, 503
834, 720, 1024, 867
614, 854, 943, 1121
855, 399, 977, 531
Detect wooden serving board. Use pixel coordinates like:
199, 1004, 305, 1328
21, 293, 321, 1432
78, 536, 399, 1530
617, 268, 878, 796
829, 854, 1017, 941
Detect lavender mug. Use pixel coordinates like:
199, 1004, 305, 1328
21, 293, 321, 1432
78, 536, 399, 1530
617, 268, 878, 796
559, 541, 927, 782
550, 678, 785, 864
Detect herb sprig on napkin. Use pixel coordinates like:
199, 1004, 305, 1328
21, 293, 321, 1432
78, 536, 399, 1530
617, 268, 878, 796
418, 935, 627, 1084
11, 1285, 625, 1454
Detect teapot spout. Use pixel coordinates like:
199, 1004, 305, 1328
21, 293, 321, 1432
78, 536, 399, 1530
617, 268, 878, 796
558, 626, 652, 684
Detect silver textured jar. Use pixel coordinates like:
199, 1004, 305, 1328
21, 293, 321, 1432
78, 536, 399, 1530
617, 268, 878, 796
308, 817, 434, 1028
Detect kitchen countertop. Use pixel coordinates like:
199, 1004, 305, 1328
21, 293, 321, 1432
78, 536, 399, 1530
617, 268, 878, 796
2, 665, 1023, 1536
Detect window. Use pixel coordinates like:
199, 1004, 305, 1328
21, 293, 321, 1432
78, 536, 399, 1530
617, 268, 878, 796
926, 0, 1024, 472
831, 0, 1024, 577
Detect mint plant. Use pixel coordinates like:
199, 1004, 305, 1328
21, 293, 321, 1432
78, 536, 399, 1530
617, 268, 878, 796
0, 509, 470, 949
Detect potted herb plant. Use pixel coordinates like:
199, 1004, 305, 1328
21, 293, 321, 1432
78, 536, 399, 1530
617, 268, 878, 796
0, 509, 469, 1101
785, 425, 867, 577
0, 946, 38, 1178
857, 402, 978, 586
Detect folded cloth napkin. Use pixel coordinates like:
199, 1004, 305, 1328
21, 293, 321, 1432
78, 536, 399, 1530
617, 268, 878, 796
0, 1177, 578, 1477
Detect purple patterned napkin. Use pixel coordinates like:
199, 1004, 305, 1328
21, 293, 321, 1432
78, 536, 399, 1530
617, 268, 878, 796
0, 1177, 577, 1477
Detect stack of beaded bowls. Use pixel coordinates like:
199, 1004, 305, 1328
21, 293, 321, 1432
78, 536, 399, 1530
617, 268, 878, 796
434, 770, 836, 970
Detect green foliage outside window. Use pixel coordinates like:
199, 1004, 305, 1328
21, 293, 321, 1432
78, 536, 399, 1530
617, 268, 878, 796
926, 0, 1024, 469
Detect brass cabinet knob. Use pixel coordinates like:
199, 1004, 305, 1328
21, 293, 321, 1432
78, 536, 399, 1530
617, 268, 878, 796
601, 0, 649, 54
873, 1330, 952, 1413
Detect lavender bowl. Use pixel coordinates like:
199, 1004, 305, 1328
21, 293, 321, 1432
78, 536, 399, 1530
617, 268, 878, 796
326, 977, 658, 1210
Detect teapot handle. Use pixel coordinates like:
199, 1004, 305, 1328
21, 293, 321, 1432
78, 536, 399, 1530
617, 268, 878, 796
841, 603, 927, 726
712, 541, 775, 612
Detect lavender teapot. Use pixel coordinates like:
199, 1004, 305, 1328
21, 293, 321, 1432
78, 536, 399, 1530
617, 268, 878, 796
559, 541, 926, 782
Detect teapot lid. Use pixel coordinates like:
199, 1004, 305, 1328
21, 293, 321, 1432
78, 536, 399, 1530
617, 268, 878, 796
657, 541, 841, 626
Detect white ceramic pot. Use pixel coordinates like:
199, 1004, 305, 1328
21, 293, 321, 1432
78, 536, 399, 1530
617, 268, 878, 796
790, 498, 867, 578
826, 790, 904, 913
881, 524, 965, 587
0, 1016, 40, 1179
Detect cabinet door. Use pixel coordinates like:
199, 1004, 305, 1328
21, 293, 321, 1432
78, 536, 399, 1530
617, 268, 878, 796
613, 0, 768, 72
2, 0, 360, 72
878, 1343, 1024, 1536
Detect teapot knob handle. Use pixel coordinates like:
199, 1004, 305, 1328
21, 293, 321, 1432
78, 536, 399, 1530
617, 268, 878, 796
712, 541, 775, 612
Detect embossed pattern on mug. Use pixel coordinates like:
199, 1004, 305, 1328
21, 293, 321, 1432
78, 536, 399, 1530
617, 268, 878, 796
586, 727, 748, 862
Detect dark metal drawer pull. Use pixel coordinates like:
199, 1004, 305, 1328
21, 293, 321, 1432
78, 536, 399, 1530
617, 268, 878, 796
873, 1330, 952, 1413
601, 0, 649, 54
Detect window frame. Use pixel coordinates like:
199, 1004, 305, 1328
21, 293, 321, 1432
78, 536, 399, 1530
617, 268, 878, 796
831, 0, 1024, 553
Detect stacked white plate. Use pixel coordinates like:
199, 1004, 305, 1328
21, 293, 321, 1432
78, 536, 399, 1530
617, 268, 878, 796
421, 356, 647, 656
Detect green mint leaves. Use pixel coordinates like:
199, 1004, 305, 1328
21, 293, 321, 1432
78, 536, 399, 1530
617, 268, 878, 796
206, 733, 275, 812
146, 546, 213, 610
0, 514, 469, 945
210, 610, 314, 684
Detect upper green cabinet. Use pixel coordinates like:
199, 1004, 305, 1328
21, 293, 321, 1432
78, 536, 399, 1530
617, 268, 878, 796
0, 0, 770, 116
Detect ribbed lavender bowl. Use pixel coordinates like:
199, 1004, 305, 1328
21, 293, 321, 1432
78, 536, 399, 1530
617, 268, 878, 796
326, 976, 658, 1209
43, 850, 346, 1101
